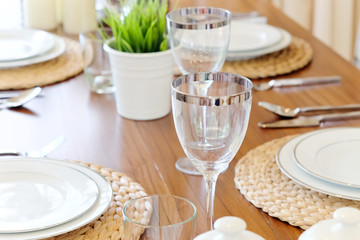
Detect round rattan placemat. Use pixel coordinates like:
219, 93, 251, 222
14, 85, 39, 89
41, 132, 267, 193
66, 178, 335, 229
222, 36, 313, 79
0, 37, 84, 90
45, 161, 147, 240
234, 135, 360, 230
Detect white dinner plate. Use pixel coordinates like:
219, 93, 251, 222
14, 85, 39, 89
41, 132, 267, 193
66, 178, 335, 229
0, 159, 99, 233
0, 34, 65, 69
0, 29, 55, 62
294, 127, 360, 188
226, 28, 292, 61
228, 22, 282, 52
277, 128, 360, 201
0, 158, 113, 240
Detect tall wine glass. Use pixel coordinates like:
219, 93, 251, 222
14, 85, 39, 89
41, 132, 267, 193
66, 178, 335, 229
166, 7, 231, 175
171, 72, 253, 230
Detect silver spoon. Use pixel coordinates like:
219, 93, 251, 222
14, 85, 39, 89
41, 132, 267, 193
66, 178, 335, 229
253, 76, 341, 91
0, 87, 41, 109
258, 101, 360, 118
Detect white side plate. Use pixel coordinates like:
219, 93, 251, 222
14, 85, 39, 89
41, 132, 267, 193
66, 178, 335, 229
0, 34, 65, 69
0, 160, 99, 233
294, 127, 360, 188
226, 28, 292, 61
228, 21, 282, 52
277, 128, 360, 201
0, 29, 55, 61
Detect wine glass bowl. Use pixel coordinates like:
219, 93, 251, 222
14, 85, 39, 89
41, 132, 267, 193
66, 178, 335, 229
166, 7, 231, 74
171, 72, 253, 229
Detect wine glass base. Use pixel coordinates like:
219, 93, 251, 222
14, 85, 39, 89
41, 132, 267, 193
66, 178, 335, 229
175, 157, 202, 176
175, 157, 230, 176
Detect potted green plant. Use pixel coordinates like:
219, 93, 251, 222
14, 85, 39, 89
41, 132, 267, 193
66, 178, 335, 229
103, 0, 175, 121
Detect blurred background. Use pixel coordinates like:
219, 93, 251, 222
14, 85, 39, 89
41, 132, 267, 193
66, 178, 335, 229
1, 0, 360, 66
271, 0, 360, 64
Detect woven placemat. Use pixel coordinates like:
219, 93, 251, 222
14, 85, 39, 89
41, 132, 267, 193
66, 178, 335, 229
45, 161, 147, 240
0, 37, 84, 90
222, 37, 313, 79
234, 135, 360, 230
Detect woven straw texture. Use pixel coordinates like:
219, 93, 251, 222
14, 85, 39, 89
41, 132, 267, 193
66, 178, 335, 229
45, 162, 147, 240
0, 37, 84, 90
234, 135, 360, 230
222, 37, 313, 79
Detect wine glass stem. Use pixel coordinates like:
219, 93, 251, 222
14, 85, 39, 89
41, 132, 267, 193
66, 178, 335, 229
201, 106, 208, 144
204, 173, 219, 230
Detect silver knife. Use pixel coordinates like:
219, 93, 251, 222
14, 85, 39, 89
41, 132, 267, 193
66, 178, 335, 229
0, 135, 66, 157
258, 111, 360, 128
253, 76, 341, 91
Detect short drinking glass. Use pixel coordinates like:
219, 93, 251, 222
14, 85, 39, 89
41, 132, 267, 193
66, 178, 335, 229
123, 194, 197, 240
79, 28, 115, 94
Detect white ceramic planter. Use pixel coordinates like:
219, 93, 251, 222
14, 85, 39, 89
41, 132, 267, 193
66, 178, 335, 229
104, 41, 174, 120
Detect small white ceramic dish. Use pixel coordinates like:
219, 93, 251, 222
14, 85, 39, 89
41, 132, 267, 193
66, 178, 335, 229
0, 158, 113, 240
0, 34, 65, 69
0, 29, 55, 62
276, 128, 360, 201
226, 28, 292, 61
294, 127, 360, 188
194, 216, 264, 240
0, 159, 99, 233
228, 21, 282, 52
299, 207, 360, 240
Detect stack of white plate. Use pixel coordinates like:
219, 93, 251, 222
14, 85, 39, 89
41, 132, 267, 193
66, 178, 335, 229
0, 29, 66, 69
277, 127, 360, 200
227, 21, 292, 61
0, 158, 113, 240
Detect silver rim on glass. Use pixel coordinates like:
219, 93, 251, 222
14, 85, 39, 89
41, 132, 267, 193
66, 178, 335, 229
171, 72, 253, 106
166, 7, 231, 30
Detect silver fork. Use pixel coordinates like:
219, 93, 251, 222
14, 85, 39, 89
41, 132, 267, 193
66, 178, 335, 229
258, 101, 360, 118
253, 76, 341, 91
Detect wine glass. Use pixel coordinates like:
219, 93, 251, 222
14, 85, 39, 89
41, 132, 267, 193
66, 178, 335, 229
171, 72, 253, 230
166, 7, 231, 175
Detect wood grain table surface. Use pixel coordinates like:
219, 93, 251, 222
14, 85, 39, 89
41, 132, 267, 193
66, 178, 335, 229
1, 0, 360, 239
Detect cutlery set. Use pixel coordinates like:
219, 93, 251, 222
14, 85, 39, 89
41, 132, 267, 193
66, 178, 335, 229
256, 75, 360, 128
0, 87, 65, 157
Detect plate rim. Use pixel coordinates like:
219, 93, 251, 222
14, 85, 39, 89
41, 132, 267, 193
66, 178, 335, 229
0, 159, 100, 233
276, 127, 360, 201
293, 127, 360, 188
228, 21, 282, 52
0, 34, 65, 69
0, 158, 113, 240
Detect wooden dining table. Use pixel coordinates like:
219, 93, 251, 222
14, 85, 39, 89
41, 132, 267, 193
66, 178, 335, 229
2, 0, 360, 239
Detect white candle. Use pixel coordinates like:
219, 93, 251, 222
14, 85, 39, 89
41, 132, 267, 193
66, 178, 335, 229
23, 0, 57, 30
62, 0, 97, 34
56, 0, 63, 24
